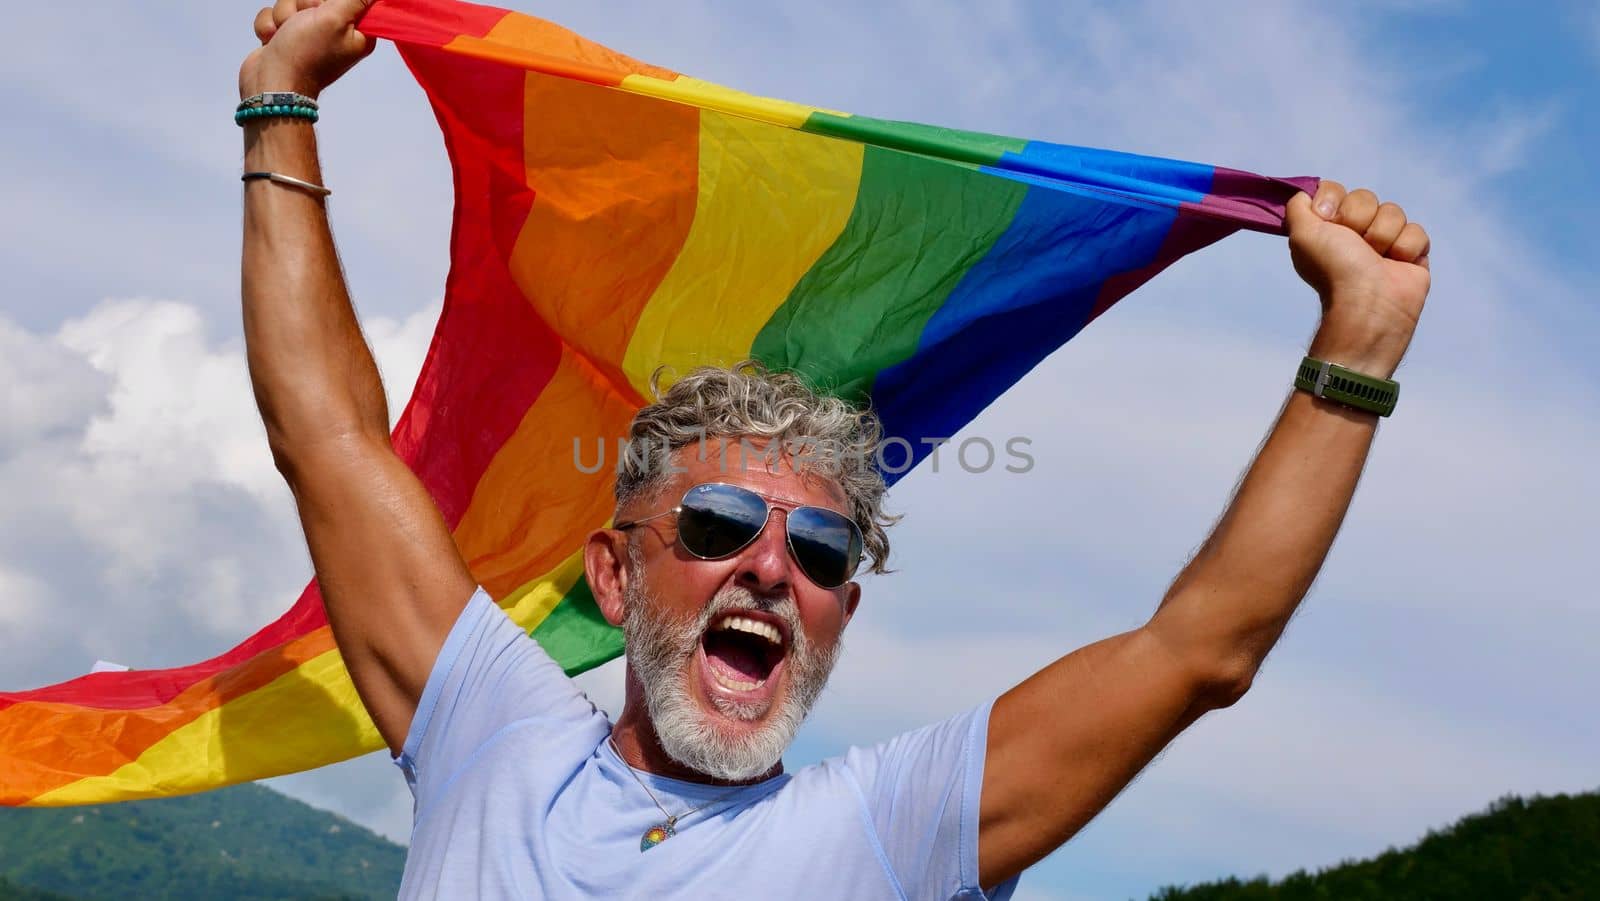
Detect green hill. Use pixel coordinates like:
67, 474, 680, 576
0, 783, 405, 900
0, 876, 75, 901
1152, 789, 1600, 900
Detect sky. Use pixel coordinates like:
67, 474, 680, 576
2, 1, 1597, 899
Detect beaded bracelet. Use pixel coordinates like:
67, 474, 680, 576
235, 105, 319, 126
235, 91, 320, 127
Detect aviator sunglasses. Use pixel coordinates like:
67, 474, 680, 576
613, 482, 864, 589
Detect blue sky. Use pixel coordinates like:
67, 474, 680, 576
2, 2, 1597, 899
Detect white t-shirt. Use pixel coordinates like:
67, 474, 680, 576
394, 588, 1020, 900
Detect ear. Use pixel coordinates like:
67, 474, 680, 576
839, 581, 862, 629
585, 528, 631, 628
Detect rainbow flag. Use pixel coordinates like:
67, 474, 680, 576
0, 0, 1313, 806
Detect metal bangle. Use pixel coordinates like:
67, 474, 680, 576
240, 171, 332, 198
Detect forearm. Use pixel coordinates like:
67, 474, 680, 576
241, 119, 388, 466
1146, 174, 1434, 695
1153, 384, 1377, 686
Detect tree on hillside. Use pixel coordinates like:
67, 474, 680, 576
1153, 791, 1600, 900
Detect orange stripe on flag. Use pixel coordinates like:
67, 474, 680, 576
440, 36, 630, 87
455, 343, 641, 599
0, 626, 338, 805
505, 73, 700, 386
29, 645, 380, 806
438, 11, 680, 84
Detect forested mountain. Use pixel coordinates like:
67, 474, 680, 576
0, 783, 404, 900
0, 877, 74, 901
1152, 789, 1600, 900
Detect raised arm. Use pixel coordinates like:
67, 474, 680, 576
979, 181, 1431, 887
240, 0, 475, 754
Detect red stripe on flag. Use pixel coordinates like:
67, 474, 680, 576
358, 0, 509, 47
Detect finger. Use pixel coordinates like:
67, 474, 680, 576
1311, 179, 1346, 220
254, 6, 275, 43
296, 0, 322, 9
324, 0, 376, 25
1389, 221, 1430, 266
272, 0, 298, 28
1364, 202, 1407, 256
1335, 188, 1380, 234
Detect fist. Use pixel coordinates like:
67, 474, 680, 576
240, 0, 377, 100
1285, 181, 1432, 379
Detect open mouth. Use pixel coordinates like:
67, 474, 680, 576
699, 612, 787, 694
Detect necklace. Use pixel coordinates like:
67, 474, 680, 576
607, 736, 748, 851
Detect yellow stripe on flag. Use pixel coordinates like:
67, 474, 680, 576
502, 546, 589, 628
32, 648, 382, 805
619, 74, 839, 129
623, 110, 863, 395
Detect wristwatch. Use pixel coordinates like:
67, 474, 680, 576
1294, 356, 1399, 417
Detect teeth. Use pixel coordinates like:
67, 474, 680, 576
710, 669, 764, 692
717, 615, 783, 647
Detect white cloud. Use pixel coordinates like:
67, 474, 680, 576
364, 302, 446, 423
0, 567, 51, 634
1461, 100, 1564, 179
0, 297, 437, 684
58, 300, 282, 506
0, 316, 107, 454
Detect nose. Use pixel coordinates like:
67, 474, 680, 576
734, 507, 791, 595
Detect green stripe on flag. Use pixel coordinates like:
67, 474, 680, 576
802, 112, 1026, 169
752, 146, 1029, 401
529, 576, 625, 676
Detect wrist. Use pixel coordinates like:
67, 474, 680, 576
1306, 338, 1401, 381
239, 65, 321, 103
1309, 308, 1414, 381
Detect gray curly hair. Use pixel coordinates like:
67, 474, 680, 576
615, 361, 895, 575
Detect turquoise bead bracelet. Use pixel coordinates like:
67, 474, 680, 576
235, 91, 319, 127
234, 105, 319, 126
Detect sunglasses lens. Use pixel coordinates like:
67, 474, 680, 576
786, 506, 862, 589
677, 484, 768, 559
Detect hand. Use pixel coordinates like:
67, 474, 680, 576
240, 0, 376, 100
1285, 181, 1431, 379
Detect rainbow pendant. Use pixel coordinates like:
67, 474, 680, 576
640, 821, 676, 851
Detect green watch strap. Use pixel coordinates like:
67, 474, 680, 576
1294, 356, 1400, 417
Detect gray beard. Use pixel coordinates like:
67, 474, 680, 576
621, 566, 841, 782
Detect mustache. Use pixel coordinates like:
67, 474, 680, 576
693, 586, 805, 652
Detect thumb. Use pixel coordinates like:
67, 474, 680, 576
327, 0, 378, 58
1283, 191, 1322, 236
324, 0, 375, 27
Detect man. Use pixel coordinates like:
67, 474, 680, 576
240, 1, 1431, 898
